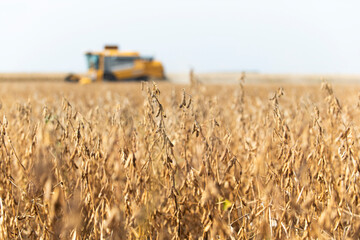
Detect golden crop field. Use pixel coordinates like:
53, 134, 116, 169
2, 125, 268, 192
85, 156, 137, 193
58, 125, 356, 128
0, 79, 360, 239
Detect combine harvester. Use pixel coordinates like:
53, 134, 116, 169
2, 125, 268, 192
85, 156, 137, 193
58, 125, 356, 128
66, 45, 166, 84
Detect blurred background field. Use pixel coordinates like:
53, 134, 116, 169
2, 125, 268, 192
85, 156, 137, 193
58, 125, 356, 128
1, 72, 360, 84
0, 73, 68, 82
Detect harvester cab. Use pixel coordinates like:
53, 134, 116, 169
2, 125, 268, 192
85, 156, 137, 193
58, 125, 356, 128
66, 45, 166, 84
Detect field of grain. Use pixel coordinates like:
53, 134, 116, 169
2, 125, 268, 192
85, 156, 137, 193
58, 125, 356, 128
1, 79, 360, 239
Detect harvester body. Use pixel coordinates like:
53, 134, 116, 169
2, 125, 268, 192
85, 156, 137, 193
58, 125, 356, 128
66, 45, 165, 83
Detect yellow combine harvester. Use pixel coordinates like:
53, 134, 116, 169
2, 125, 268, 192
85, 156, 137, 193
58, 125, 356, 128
66, 45, 166, 83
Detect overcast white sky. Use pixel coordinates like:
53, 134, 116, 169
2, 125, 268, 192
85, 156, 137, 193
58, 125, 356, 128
1, 0, 360, 73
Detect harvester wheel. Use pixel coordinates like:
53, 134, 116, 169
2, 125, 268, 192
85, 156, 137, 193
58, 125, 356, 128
103, 73, 117, 81
65, 74, 80, 82
136, 76, 149, 81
